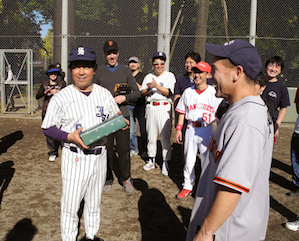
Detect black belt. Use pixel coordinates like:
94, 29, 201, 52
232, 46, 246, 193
70, 146, 103, 155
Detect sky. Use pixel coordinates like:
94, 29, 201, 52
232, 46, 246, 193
40, 23, 52, 38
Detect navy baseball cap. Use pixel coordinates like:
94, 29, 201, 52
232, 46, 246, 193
46, 68, 60, 74
205, 39, 262, 81
153, 51, 166, 61
69, 47, 96, 62
103, 40, 119, 53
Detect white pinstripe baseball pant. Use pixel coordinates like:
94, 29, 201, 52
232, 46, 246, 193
60, 147, 107, 241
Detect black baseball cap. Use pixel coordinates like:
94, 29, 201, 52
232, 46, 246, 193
103, 40, 119, 53
69, 47, 96, 62
205, 39, 262, 81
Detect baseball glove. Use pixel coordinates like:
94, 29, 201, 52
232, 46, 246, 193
114, 83, 130, 96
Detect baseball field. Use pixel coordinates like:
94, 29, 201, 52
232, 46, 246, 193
0, 115, 298, 241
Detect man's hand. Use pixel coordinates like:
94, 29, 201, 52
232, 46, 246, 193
67, 127, 89, 149
114, 95, 126, 104
147, 78, 157, 89
175, 130, 182, 144
118, 110, 130, 130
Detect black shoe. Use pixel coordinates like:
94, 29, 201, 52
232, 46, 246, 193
80, 236, 104, 241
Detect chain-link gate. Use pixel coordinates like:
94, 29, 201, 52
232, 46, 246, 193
0, 49, 33, 114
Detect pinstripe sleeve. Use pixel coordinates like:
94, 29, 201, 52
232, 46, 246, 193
41, 92, 64, 129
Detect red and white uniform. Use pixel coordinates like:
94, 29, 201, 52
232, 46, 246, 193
175, 85, 222, 191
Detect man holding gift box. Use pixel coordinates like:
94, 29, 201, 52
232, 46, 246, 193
42, 46, 122, 241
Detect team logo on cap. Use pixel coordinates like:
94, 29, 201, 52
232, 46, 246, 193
108, 41, 113, 46
224, 40, 235, 46
158, 52, 163, 56
78, 47, 85, 56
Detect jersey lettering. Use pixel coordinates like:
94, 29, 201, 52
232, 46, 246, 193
188, 102, 215, 113
208, 135, 221, 163
96, 106, 107, 121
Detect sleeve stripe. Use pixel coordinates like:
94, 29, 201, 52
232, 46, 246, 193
175, 109, 185, 114
213, 176, 249, 193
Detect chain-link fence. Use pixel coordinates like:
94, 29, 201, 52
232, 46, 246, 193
0, 0, 299, 113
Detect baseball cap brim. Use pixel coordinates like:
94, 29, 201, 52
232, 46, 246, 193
47, 68, 60, 74
191, 67, 203, 73
205, 43, 229, 58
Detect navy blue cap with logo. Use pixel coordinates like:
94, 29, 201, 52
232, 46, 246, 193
205, 39, 262, 81
69, 47, 96, 62
152, 51, 166, 61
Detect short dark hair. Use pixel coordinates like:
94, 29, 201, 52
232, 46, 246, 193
256, 71, 267, 86
184, 52, 201, 63
68, 61, 97, 71
265, 56, 284, 71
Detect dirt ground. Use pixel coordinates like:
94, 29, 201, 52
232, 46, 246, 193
0, 115, 298, 241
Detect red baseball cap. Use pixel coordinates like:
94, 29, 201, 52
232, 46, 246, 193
192, 61, 211, 73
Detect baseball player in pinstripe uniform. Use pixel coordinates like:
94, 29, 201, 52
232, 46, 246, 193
42, 47, 122, 241
140, 51, 176, 176
175, 61, 222, 199
187, 40, 273, 241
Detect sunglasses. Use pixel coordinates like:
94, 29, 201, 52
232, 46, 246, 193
153, 62, 165, 66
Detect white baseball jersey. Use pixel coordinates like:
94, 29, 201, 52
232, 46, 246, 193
175, 85, 222, 190
175, 85, 222, 124
140, 71, 176, 103
42, 84, 119, 241
141, 71, 176, 161
187, 96, 274, 241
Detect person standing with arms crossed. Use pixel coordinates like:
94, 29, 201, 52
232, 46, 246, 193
127, 56, 147, 158
186, 40, 274, 241
175, 61, 222, 199
140, 51, 176, 176
42, 47, 122, 241
93, 40, 140, 195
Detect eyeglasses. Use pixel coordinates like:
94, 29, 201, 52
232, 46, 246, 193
153, 62, 165, 66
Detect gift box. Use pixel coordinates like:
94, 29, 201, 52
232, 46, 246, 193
80, 114, 127, 146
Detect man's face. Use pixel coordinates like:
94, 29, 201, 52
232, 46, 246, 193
129, 61, 139, 71
211, 57, 236, 99
266, 62, 282, 78
70, 60, 95, 91
153, 58, 165, 76
193, 71, 207, 85
105, 50, 119, 66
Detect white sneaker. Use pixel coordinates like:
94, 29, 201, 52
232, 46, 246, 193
161, 161, 169, 176
49, 155, 56, 162
286, 217, 299, 231
143, 160, 156, 171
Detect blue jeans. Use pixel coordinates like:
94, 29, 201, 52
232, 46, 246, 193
291, 133, 299, 187
129, 105, 138, 152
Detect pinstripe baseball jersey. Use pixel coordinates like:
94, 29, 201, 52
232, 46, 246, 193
42, 83, 120, 148
175, 85, 222, 123
187, 95, 274, 241
140, 71, 176, 103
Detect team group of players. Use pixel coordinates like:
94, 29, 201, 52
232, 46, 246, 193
40, 39, 294, 241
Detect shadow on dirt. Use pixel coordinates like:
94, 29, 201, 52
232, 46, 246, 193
0, 131, 24, 154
